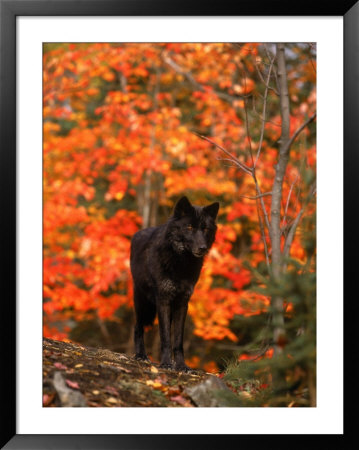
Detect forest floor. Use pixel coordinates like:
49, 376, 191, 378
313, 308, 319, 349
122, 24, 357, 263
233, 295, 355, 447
43, 337, 239, 407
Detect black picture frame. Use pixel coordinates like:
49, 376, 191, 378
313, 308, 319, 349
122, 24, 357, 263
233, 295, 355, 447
1, 1, 356, 448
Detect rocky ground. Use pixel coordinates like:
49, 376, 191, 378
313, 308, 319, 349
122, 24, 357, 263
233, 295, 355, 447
43, 337, 239, 407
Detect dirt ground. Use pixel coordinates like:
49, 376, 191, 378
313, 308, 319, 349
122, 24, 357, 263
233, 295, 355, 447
43, 337, 215, 407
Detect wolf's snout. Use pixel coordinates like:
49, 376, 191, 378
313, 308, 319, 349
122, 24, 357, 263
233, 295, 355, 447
193, 245, 207, 257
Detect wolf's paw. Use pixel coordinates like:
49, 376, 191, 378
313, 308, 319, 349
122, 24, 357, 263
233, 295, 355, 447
175, 364, 194, 373
159, 362, 174, 370
135, 354, 150, 362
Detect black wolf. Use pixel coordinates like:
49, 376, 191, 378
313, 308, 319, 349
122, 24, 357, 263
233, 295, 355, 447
130, 196, 219, 371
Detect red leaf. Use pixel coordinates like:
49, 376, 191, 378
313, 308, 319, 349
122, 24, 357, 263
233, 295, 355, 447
66, 379, 80, 389
54, 362, 67, 370
170, 395, 188, 406
43, 393, 55, 406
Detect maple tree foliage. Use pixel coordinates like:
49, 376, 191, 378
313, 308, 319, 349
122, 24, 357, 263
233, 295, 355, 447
43, 43, 316, 385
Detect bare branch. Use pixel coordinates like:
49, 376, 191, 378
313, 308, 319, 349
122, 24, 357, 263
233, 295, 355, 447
255, 199, 271, 270
282, 173, 299, 227
307, 43, 317, 74
282, 209, 304, 260
251, 98, 281, 127
254, 59, 279, 96
241, 79, 272, 241
253, 179, 272, 235
283, 112, 317, 154
282, 180, 316, 267
263, 44, 280, 90
192, 132, 253, 175
254, 54, 276, 167
239, 191, 272, 200
216, 157, 239, 167
243, 97, 255, 165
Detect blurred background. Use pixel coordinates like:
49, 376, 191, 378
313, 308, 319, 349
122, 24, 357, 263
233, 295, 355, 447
43, 43, 316, 404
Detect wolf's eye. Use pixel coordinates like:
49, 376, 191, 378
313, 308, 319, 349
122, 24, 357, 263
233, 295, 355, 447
186, 225, 193, 230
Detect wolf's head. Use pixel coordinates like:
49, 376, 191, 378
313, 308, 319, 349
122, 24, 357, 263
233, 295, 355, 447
167, 196, 219, 258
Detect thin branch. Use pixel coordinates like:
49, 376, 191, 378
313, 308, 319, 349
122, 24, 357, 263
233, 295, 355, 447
251, 98, 281, 127
254, 59, 279, 96
283, 112, 317, 154
243, 97, 255, 166
254, 54, 276, 167
254, 179, 272, 236
264, 44, 279, 92
307, 43, 317, 74
241, 80, 272, 241
282, 209, 304, 260
282, 180, 316, 266
192, 132, 253, 175
216, 157, 239, 167
255, 200, 271, 270
239, 191, 272, 200
238, 65, 256, 167
282, 173, 299, 227
195, 131, 272, 254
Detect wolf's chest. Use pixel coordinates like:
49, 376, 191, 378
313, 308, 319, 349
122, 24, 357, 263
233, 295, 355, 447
158, 277, 194, 300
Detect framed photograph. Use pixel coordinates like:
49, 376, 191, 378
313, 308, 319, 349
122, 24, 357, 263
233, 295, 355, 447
1, 0, 356, 448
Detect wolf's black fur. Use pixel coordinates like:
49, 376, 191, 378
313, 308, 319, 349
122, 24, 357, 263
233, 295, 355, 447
130, 196, 219, 371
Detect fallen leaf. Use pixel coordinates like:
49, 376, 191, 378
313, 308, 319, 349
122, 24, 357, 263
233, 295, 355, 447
65, 379, 80, 390
150, 366, 159, 373
75, 363, 83, 368
88, 401, 101, 407
105, 385, 119, 396
54, 362, 67, 370
146, 380, 162, 389
43, 393, 55, 406
170, 395, 190, 406
167, 386, 181, 396
158, 373, 168, 384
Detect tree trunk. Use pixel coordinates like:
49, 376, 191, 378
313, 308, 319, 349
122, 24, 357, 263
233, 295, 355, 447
270, 43, 291, 355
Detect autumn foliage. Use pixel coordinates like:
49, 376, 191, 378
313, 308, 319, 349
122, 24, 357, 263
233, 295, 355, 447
43, 43, 316, 375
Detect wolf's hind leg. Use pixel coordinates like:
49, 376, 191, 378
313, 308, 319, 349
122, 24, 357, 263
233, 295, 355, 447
134, 322, 149, 361
134, 289, 156, 361
157, 299, 173, 369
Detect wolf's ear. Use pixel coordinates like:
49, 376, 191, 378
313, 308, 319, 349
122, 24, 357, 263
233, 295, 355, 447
203, 202, 219, 220
174, 196, 193, 218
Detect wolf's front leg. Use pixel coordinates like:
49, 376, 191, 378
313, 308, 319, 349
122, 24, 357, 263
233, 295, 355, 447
157, 298, 173, 369
172, 300, 192, 372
